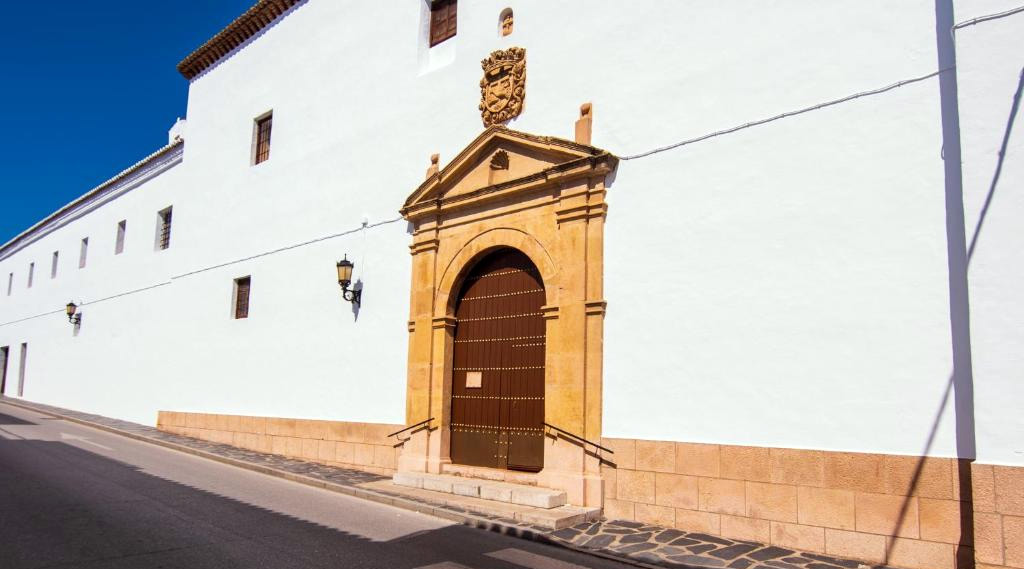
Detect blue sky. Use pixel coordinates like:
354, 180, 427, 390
0, 1, 254, 244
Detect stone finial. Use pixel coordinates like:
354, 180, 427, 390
575, 102, 593, 145
426, 153, 440, 179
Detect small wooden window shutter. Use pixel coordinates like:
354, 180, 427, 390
430, 0, 457, 47
235, 277, 251, 319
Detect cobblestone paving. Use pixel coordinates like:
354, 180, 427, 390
2, 397, 890, 569
549, 520, 893, 569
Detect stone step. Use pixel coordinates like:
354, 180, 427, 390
392, 471, 567, 509
364, 479, 599, 530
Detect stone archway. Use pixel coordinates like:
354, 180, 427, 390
398, 126, 617, 507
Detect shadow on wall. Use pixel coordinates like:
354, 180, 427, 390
883, 8, 1024, 569
351, 278, 364, 321
966, 66, 1023, 262
0, 438, 584, 569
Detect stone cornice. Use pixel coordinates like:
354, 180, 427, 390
401, 126, 614, 215
401, 128, 617, 224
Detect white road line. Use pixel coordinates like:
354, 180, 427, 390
486, 548, 592, 569
414, 563, 475, 569
60, 432, 113, 451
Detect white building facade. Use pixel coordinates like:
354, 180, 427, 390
1, 2, 1021, 568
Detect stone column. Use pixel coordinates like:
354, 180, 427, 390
398, 223, 440, 474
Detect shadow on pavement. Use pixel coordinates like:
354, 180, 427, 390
0, 411, 36, 425
0, 439, 610, 569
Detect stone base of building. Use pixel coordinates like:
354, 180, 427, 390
600, 437, 1022, 569
973, 463, 1023, 569
157, 411, 402, 475
155, 412, 1022, 569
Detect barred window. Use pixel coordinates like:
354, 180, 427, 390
234, 276, 251, 319
430, 0, 457, 47
254, 114, 272, 165
156, 207, 172, 251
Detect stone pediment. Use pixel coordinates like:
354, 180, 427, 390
401, 126, 615, 220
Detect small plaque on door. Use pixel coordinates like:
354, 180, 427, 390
465, 371, 482, 388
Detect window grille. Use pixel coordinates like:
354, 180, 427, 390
157, 208, 173, 250
234, 276, 251, 319
254, 115, 272, 164
430, 0, 457, 47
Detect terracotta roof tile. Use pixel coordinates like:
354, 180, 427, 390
177, 0, 302, 80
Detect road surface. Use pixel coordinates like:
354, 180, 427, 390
0, 402, 630, 569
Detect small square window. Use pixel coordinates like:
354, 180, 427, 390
253, 114, 273, 165
156, 207, 172, 251
233, 276, 251, 319
115, 220, 127, 254
430, 0, 458, 47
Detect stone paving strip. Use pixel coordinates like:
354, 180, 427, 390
0, 397, 894, 569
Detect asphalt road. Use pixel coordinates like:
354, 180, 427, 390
0, 402, 631, 569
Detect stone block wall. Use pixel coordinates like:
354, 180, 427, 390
600, 437, 986, 569
973, 463, 1024, 569
157, 411, 403, 475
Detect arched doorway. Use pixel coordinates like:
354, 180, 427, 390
450, 248, 546, 471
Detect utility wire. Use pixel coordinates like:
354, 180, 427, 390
6, 5, 1022, 324
619, 68, 953, 161
620, 4, 1024, 161
953, 4, 1024, 30
0, 216, 406, 327
171, 216, 404, 280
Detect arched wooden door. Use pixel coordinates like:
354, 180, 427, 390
450, 248, 546, 471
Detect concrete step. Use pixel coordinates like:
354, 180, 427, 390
392, 471, 566, 509
365, 479, 600, 530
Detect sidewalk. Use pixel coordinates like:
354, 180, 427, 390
0, 397, 887, 569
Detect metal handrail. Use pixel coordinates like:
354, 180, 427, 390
543, 422, 613, 454
388, 417, 434, 438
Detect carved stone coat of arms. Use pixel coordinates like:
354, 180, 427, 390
479, 47, 526, 127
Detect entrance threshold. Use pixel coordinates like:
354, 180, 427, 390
441, 462, 541, 486
385, 472, 600, 529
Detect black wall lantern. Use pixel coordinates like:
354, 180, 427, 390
336, 256, 361, 304
65, 301, 82, 325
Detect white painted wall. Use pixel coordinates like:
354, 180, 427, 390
0, 148, 184, 422
1, 1, 1020, 464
